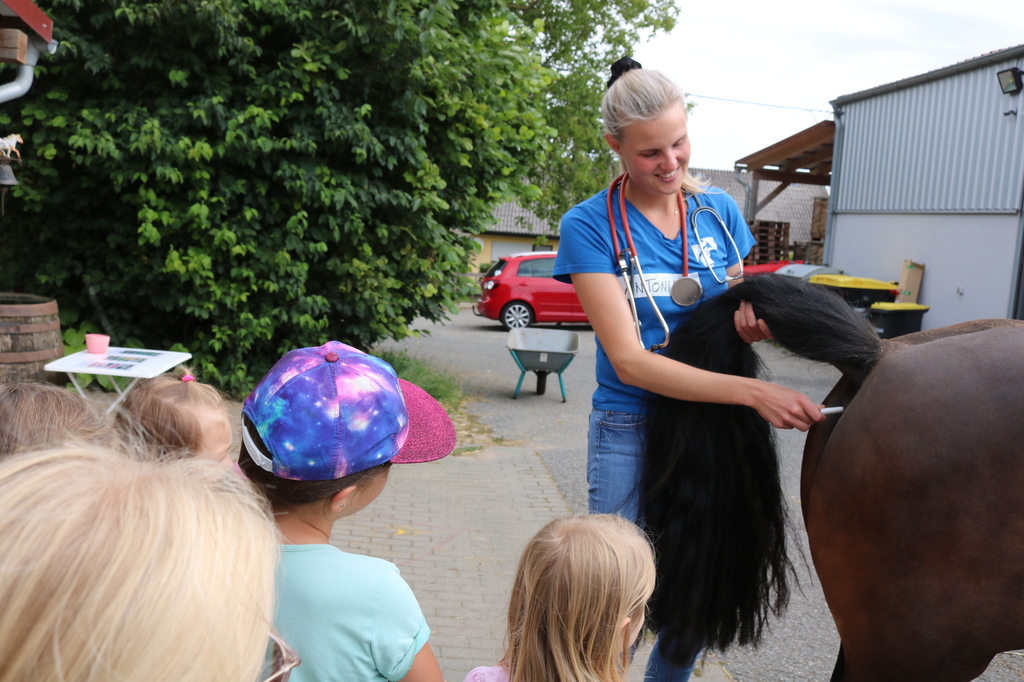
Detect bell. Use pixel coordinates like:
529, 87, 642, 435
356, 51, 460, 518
0, 163, 18, 186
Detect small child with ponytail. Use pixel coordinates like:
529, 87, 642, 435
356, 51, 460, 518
466, 514, 657, 682
116, 365, 234, 465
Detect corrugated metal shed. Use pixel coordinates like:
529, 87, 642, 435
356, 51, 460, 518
831, 44, 1024, 213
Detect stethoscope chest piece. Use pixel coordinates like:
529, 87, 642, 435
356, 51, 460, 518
670, 277, 702, 307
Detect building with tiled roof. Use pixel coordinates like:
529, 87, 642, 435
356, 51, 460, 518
690, 168, 828, 244
472, 168, 827, 270
472, 202, 557, 270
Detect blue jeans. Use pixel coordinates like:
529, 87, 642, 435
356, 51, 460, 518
587, 410, 697, 682
587, 410, 646, 520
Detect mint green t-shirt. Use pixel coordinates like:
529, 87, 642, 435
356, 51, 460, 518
275, 545, 430, 682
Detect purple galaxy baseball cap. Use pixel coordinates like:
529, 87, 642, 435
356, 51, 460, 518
241, 341, 456, 481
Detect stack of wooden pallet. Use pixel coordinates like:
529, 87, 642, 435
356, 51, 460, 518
744, 220, 790, 265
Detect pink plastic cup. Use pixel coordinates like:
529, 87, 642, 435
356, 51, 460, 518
85, 333, 110, 355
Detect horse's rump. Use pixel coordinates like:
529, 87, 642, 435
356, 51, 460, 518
807, 326, 1024, 680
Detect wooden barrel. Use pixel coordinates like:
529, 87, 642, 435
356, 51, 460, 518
0, 293, 64, 382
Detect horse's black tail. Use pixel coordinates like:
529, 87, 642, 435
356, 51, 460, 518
640, 274, 881, 664
724, 274, 883, 382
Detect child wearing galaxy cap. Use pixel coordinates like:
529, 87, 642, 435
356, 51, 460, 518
238, 341, 456, 682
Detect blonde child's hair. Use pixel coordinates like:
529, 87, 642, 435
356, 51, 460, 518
602, 68, 705, 196
0, 380, 117, 456
116, 364, 227, 457
0, 446, 279, 682
501, 514, 657, 682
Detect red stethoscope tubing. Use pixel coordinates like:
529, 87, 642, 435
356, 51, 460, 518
606, 172, 689, 276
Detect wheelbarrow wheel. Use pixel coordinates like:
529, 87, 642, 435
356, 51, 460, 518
535, 371, 548, 395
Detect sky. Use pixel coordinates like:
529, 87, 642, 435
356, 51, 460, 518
632, 0, 1024, 170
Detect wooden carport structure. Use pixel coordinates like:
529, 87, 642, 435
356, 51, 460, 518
734, 120, 834, 222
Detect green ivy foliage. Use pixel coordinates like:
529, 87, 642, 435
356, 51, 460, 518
0, 0, 552, 395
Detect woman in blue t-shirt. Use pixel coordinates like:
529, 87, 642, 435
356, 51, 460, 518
553, 58, 824, 682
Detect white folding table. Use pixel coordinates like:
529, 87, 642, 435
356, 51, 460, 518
45, 347, 193, 413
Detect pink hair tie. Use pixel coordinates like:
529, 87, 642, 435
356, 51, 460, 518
181, 374, 196, 382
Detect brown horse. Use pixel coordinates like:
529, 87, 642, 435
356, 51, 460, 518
640, 274, 1024, 682
805, 319, 1024, 681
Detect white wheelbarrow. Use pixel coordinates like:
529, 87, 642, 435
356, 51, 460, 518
506, 328, 581, 402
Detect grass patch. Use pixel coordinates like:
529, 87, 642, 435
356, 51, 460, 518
374, 349, 501, 452
375, 348, 463, 411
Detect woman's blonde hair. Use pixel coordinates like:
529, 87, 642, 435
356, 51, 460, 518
501, 514, 657, 682
0, 380, 117, 456
602, 68, 705, 195
115, 365, 227, 457
0, 446, 279, 682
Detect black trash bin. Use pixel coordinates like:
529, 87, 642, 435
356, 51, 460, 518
868, 302, 930, 339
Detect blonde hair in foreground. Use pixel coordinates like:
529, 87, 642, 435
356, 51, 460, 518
0, 446, 279, 682
602, 68, 705, 196
501, 514, 657, 682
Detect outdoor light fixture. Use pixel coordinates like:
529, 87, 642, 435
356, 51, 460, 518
997, 67, 1023, 95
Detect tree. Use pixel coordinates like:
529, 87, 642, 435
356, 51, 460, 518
0, 0, 553, 395
509, 0, 678, 227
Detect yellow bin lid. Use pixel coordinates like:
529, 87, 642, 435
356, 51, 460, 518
870, 302, 930, 311
809, 274, 898, 290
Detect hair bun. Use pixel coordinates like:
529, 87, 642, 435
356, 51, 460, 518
607, 56, 643, 89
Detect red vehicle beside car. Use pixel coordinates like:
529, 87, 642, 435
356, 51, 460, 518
474, 252, 589, 329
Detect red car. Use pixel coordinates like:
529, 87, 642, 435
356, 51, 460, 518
474, 252, 589, 329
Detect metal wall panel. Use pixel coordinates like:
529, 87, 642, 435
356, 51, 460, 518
830, 212, 1021, 326
833, 57, 1024, 213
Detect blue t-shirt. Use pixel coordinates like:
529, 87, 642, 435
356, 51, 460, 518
274, 545, 430, 682
553, 187, 755, 413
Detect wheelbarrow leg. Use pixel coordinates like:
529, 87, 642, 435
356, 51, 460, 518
535, 371, 548, 395
513, 369, 527, 399
556, 354, 576, 403
509, 348, 529, 399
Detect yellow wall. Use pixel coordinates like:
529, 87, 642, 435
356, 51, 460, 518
472, 234, 560, 271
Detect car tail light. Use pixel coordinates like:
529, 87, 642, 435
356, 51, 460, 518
483, 280, 497, 290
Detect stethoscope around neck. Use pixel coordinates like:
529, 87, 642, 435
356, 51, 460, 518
607, 172, 744, 352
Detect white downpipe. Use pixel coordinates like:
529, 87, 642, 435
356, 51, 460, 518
0, 36, 57, 106
734, 167, 752, 222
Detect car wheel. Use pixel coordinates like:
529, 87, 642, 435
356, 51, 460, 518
500, 302, 534, 330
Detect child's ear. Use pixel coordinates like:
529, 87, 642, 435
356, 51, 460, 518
328, 486, 358, 514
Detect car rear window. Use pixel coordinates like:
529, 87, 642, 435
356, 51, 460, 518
484, 259, 507, 278
517, 258, 554, 278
